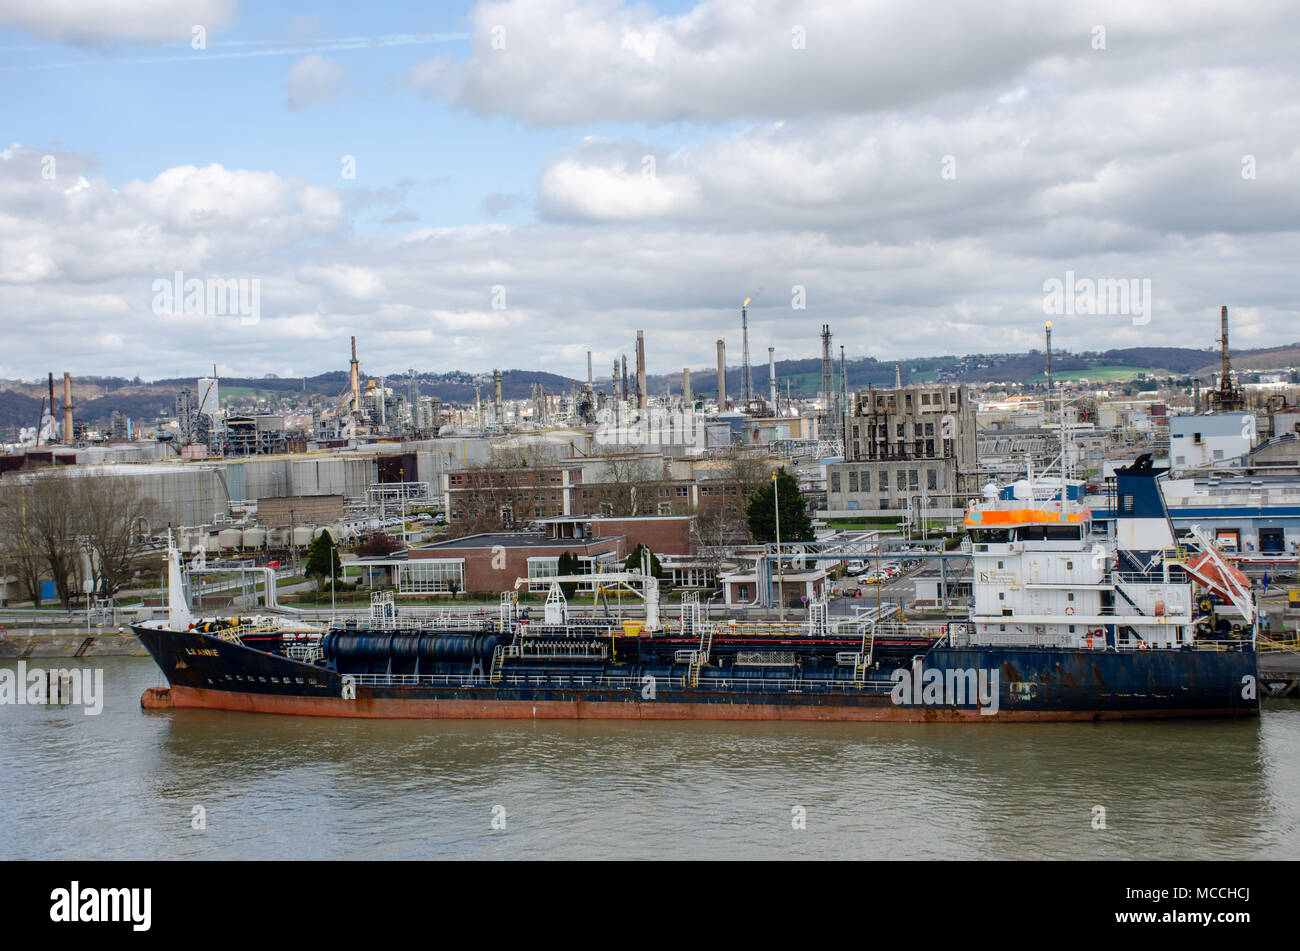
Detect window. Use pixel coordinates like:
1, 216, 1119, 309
831, 471, 841, 493
1120, 494, 1134, 514
909, 470, 919, 490
526, 557, 560, 591
880, 470, 890, 490
849, 471, 858, 492
860, 470, 870, 492
927, 469, 937, 490
398, 560, 465, 594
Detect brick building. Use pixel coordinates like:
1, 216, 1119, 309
444, 464, 753, 528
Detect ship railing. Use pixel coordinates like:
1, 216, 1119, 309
1113, 637, 1251, 652
1259, 633, 1300, 654
341, 671, 898, 693
283, 643, 323, 663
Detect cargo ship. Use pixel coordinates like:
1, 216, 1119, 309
135, 456, 1260, 721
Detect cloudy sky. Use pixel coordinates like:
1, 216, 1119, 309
2, 0, 1298, 382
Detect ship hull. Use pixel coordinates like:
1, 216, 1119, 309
133, 623, 1260, 723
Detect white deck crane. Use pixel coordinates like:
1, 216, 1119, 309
513, 571, 661, 631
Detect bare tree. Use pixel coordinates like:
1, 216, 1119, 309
594, 450, 661, 516
722, 448, 773, 497
76, 473, 157, 599
22, 473, 81, 609
0, 481, 47, 606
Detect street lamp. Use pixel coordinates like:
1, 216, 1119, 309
773, 470, 785, 622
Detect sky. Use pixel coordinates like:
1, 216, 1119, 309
1, 0, 1298, 383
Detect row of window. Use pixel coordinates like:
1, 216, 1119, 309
831, 467, 940, 494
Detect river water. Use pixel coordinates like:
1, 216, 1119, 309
2, 657, 1297, 860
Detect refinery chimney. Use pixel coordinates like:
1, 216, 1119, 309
768, 347, 777, 411
349, 336, 361, 414
493, 369, 503, 426
716, 339, 727, 409
587, 351, 593, 386
635, 330, 647, 411
682, 368, 692, 406
819, 325, 837, 441
740, 299, 753, 405
63, 372, 73, 444
1219, 305, 1231, 389
1044, 321, 1053, 407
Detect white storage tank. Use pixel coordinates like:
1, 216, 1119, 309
242, 527, 267, 549
218, 529, 242, 550
292, 525, 314, 547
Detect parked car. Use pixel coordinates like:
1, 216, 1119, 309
845, 560, 867, 576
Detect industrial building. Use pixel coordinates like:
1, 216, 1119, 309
825, 384, 978, 512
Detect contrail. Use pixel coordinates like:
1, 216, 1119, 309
0, 32, 469, 71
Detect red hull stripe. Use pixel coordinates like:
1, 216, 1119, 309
141, 686, 1246, 723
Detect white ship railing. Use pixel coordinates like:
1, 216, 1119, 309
340, 671, 897, 693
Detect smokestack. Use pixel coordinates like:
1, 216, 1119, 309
682, 368, 692, 406
740, 301, 753, 405
636, 330, 647, 411
621, 355, 628, 401
349, 335, 361, 414
493, 369, 503, 426
840, 346, 848, 442
1220, 305, 1231, 388
716, 339, 727, 409
1045, 321, 1053, 403
819, 325, 837, 442
63, 372, 73, 443
587, 351, 593, 386
768, 347, 777, 411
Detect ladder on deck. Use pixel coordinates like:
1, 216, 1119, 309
685, 623, 714, 688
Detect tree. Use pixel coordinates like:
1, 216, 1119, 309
556, 550, 581, 598
24, 473, 82, 609
305, 530, 342, 592
357, 531, 401, 557
624, 543, 663, 578
595, 450, 661, 516
76, 473, 157, 598
0, 481, 47, 606
745, 468, 814, 544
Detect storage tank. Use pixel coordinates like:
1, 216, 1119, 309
218, 528, 242, 550
267, 527, 289, 547
242, 527, 267, 549
292, 525, 314, 547
202, 534, 219, 552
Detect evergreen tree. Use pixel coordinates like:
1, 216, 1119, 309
623, 543, 663, 578
304, 529, 342, 592
745, 468, 814, 543
556, 550, 581, 599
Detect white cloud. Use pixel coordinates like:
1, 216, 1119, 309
411, 0, 1300, 125
0, 0, 236, 45
283, 54, 348, 111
